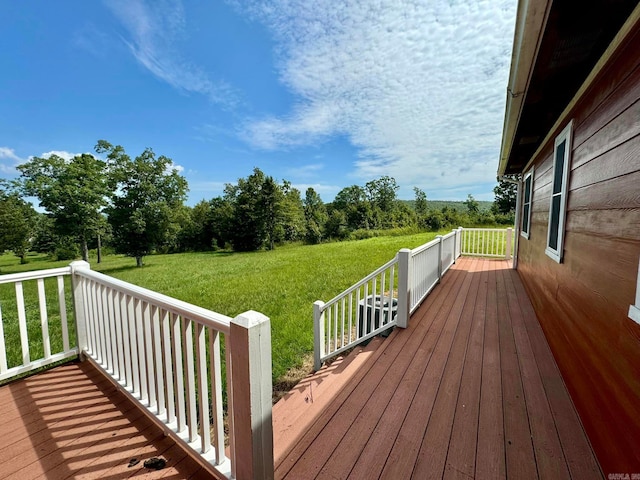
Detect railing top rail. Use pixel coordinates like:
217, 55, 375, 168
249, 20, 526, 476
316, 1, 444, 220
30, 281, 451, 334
410, 237, 440, 256
462, 228, 511, 232
441, 230, 457, 240
0, 266, 71, 285
76, 268, 232, 334
322, 255, 398, 310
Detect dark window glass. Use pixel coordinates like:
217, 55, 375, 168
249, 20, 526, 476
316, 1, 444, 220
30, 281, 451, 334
522, 204, 530, 233
524, 175, 531, 203
549, 195, 561, 250
553, 141, 565, 195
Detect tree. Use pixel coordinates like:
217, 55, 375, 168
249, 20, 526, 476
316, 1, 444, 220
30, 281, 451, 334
279, 181, 306, 244
96, 140, 187, 266
413, 187, 428, 217
492, 178, 517, 215
18, 153, 109, 261
225, 168, 269, 251
333, 185, 371, 230
365, 176, 399, 213
303, 187, 328, 244
0, 183, 37, 263
464, 194, 480, 215
262, 175, 284, 250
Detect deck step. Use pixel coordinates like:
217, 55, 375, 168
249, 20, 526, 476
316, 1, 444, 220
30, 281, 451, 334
272, 335, 388, 464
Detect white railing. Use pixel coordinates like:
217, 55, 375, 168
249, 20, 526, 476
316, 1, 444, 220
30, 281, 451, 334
460, 227, 513, 259
313, 256, 398, 370
313, 227, 515, 369
314, 228, 466, 370
405, 229, 459, 316
69, 261, 273, 480
0, 261, 274, 479
0, 266, 77, 382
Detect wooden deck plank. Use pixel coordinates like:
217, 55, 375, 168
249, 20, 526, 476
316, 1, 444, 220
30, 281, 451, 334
510, 269, 602, 479
378, 258, 479, 479
0, 362, 215, 480
281, 266, 469, 479
274, 257, 601, 479
442, 256, 489, 479
475, 260, 506, 480
278, 263, 468, 479
319, 262, 473, 480
272, 335, 384, 464
411, 257, 483, 480
503, 267, 571, 479
345, 262, 471, 480
497, 265, 538, 479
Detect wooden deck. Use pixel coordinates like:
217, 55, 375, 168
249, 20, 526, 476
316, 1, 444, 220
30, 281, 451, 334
0, 361, 214, 480
273, 257, 603, 479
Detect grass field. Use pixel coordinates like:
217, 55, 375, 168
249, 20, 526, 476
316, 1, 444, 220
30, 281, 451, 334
0, 230, 449, 384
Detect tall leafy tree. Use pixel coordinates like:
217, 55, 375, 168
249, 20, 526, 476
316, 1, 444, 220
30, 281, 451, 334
262, 175, 284, 250
333, 185, 372, 230
279, 181, 306, 244
492, 178, 517, 214
365, 176, 399, 213
18, 153, 109, 261
96, 140, 187, 266
303, 187, 328, 244
464, 194, 480, 214
0, 182, 37, 263
413, 187, 428, 216
225, 168, 268, 251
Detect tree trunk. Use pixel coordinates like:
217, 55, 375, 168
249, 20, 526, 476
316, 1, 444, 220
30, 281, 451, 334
97, 235, 102, 264
81, 237, 89, 262
136, 256, 144, 267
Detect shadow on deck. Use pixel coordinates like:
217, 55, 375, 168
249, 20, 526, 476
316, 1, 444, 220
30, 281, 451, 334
0, 361, 214, 479
273, 257, 603, 479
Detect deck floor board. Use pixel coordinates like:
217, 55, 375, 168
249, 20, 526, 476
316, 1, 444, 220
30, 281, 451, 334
274, 257, 602, 479
0, 362, 214, 480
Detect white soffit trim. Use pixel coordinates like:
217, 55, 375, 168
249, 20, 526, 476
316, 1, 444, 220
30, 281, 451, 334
521, 2, 640, 175
498, 0, 552, 177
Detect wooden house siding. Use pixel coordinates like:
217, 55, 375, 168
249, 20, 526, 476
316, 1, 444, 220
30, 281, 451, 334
517, 24, 640, 474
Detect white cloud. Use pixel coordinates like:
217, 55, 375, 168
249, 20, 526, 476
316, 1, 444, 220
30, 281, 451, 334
238, 0, 516, 194
105, 0, 239, 108
40, 150, 81, 161
0, 147, 23, 175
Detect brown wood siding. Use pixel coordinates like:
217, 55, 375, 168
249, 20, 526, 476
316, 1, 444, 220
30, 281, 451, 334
517, 22, 640, 475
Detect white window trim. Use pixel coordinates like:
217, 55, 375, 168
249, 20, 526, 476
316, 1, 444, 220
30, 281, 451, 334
545, 121, 573, 263
521, 166, 534, 239
629, 258, 640, 325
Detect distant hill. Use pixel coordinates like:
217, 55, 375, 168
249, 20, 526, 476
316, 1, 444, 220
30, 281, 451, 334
399, 199, 493, 212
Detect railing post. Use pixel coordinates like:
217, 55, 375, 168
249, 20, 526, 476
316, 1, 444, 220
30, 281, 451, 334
457, 227, 464, 256
396, 249, 411, 328
436, 236, 443, 280
70, 260, 90, 359
313, 300, 325, 371
229, 310, 274, 480
506, 228, 513, 260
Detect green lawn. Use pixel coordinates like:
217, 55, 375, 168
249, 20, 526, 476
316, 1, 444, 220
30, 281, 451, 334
1, 231, 449, 382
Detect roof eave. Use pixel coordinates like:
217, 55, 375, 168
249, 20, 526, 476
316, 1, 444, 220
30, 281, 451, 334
498, 0, 552, 177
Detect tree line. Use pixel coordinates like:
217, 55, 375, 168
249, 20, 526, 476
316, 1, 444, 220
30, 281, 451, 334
0, 140, 516, 266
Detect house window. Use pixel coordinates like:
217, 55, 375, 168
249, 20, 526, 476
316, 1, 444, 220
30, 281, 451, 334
546, 121, 573, 263
521, 167, 534, 239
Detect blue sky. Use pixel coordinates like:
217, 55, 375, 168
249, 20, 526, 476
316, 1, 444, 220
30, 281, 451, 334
0, 0, 516, 205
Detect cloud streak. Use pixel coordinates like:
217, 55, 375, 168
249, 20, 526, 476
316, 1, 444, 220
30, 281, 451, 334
105, 0, 239, 107
0, 147, 23, 174
238, 0, 516, 195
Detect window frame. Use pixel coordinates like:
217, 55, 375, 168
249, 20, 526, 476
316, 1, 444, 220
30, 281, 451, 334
545, 120, 573, 263
520, 166, 534, 239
